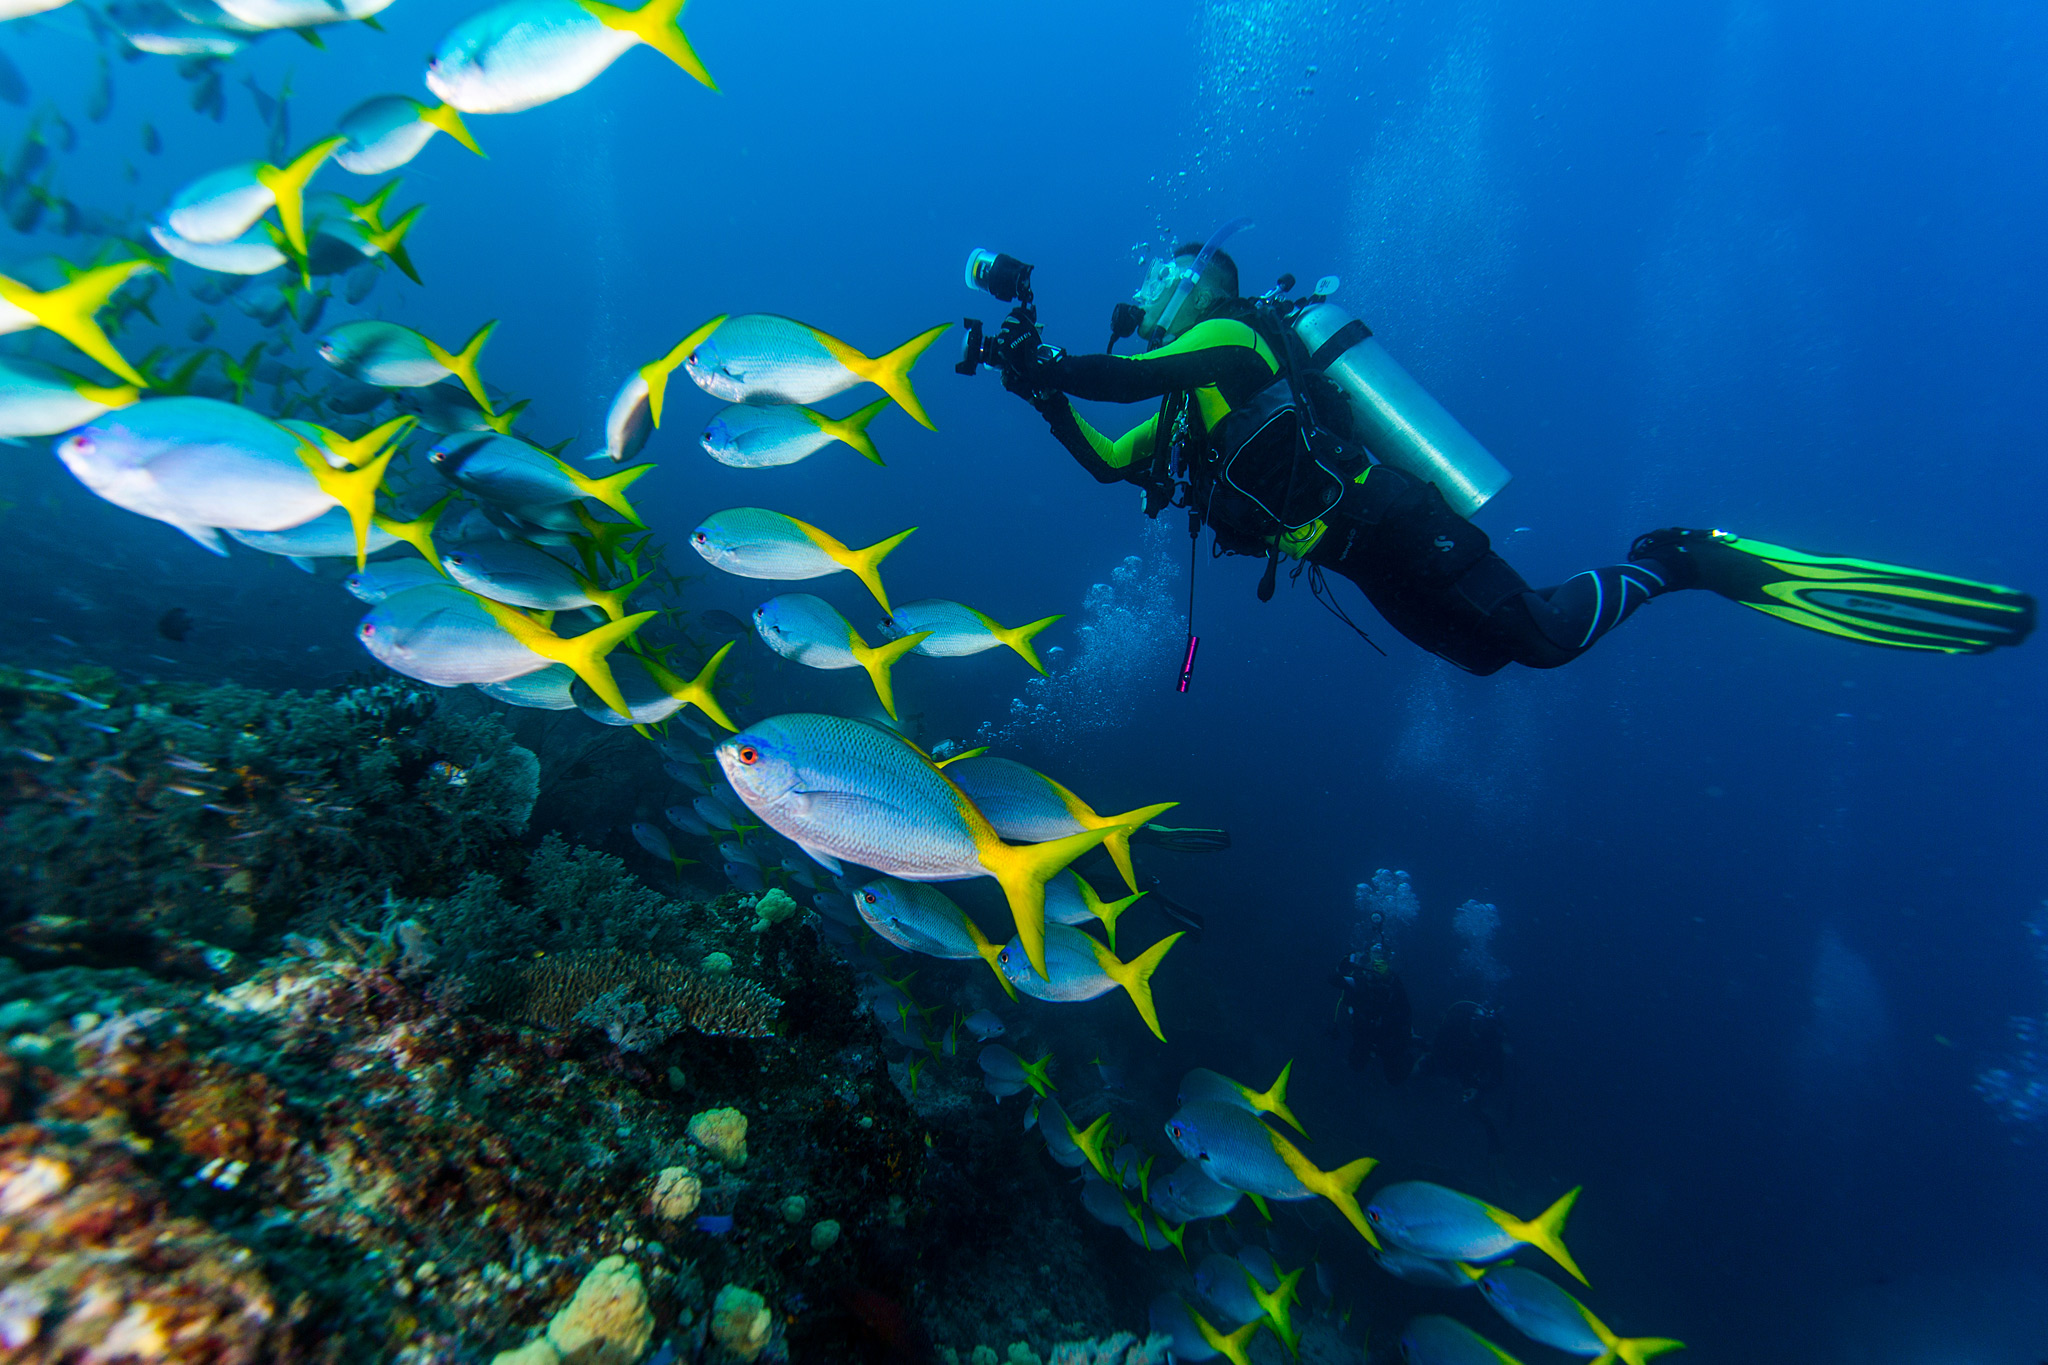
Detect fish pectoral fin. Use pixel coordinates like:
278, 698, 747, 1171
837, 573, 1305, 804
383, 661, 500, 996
793, 841, 842, 876
171, 522, 229, 556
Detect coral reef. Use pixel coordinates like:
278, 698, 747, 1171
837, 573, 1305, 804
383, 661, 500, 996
1, 669, 537, 965
483, 951, 782, 1043
0, 670, 1217, 1363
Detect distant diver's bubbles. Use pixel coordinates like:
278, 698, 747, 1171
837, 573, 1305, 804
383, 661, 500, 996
977, 521, 1182, 753
1452, 898, 1508, 993
1795, 927, 1891, 1085
1353, 869, 1419, 955
1976, 901, 2048, 1130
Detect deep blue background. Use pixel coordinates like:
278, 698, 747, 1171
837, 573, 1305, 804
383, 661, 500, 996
4, 0, 2046, 1357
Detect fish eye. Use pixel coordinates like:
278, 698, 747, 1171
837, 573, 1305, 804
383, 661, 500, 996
736, 745, 758, 765
692, 530, 708, 542
862, 891, 876, 904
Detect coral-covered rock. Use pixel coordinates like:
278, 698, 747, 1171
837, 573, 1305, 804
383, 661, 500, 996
650, 1166, 701, 1222
687, 1107, 748, 1169
710, 1284, 772, 1362
544, 1256, 652, 1365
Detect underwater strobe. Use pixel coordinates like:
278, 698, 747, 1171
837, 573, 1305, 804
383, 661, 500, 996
956, 249, 1038, 376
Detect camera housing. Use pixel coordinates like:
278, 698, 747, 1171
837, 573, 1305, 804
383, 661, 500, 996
958, 247, 1039, 376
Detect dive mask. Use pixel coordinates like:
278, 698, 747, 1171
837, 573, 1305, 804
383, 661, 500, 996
1134, 216, 1254, 343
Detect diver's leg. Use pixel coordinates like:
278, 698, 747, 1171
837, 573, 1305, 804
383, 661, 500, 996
1501, 560, 1679, 665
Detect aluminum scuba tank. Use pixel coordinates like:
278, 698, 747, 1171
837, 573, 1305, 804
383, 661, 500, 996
1291, 301, 1511, 517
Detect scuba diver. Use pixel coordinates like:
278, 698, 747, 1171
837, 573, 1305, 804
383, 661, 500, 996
1331, 944, 1416, 1085
956, 229, 2037, 675
1415, 1001, 1510, 1152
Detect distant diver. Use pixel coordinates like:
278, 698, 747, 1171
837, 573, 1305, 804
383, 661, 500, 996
1332, 945, 1416, 1085
957, 231, 2037, 673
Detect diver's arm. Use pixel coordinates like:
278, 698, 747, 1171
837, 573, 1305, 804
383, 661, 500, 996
1041, 318, 1276, 403
1038, 399, 1158, 484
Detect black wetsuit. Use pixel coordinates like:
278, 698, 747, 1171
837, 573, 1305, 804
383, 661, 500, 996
1332, 955, 1416, 1085
1025, 310, 1673, 674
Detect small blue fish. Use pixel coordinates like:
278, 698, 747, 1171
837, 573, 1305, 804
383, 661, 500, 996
335, 94, 483, 175
664, 804, 710, 838
1400, 1315, 1527, 1365
691, 508, 914, 614
978, 1044, 1053, 1100
346, 557, 445, 604
962, 1009, 1004, 1041
1150, 1161, 1241, 1224
1033, 1094, 1087, 1169
1365, 1183, 1586, 1284
996, 923, 1181, 1042
701, 396, 888, 469
1163, 1102, 1376, 1243
1477, 1266, 1683, 1363
880, 598, 1061, 671
426, 0, 714, 116
752, 593, 927, 722
684, 314, 946, 429
1193, 1253, 1263, 1328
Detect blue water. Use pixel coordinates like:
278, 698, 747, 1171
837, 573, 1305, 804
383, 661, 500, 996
5, 0, 2047, 1358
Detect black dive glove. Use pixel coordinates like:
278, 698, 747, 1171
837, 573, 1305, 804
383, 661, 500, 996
994, 312, 1066, 409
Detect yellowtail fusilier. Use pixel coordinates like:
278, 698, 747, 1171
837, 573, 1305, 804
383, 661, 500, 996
477, 662, 578, 710
1150, 1162, 1241, 1223
444, 539, 641, 618
55, 397, 364, 554
569, 645, 734, 731
283, 415, 415, 568
358, 583, 554, 685
751, 593, 928, 721
1177, 1062, 1306, 1138
107, 6, 247, 57
214, 0, 391, 30
1042, 869, 1144, 951
429, 431, 651, 525
162, 138, 343, 260
427, 0, 715, 115
684, 314, 951, 431
149, 221, 285, 276
853, 879, 1014, 997
691, 508, 913, 614
603, 315, 726, 461
1477, 1265, 1683, 1364
372, 587, 648, 715
0, 356, 137, 438
1400, 1316, 1529, 1365
306, 185, 426, 286
1193, 1253, 1264, 1327
715, 712, 1126, 977
320, 320, 498, 412
1163, 1101, 1378, 1242
0, 260, 156, 388
1365, 1181, 1586, 1284
335, 95, 484, 174
1368, 1244, 1485, 1289
996, 922, 1181, 1042
346, 557, 445, 603
1149, 1295, 1258, 1365
977, 1044, 1054, 1099
228, 507, 400, 568
943, 754, 1175, 895
881, 599, 1063, 672
701, 397, 890, 469
1031, 1094, 1087, 1168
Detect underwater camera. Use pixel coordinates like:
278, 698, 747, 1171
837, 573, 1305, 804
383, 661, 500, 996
956, 248, 1037, 376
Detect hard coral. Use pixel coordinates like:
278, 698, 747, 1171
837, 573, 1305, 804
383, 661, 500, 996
485, 951, 781, 1041
710, 1284, 773, 1362
687, 1107, 748, 1169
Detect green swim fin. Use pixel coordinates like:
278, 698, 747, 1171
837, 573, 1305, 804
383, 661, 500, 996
1630, 528, 2036, 654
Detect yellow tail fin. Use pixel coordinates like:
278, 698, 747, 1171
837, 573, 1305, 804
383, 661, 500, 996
0, 261, 156, 387
933, 747, 988, 768
1252, 1059, 1308, 1138
255, 136, 344, 257
1191, 1309, 1259, 1365
988, 610, 1064, 673
1604, 1339, 1685, 1365
422, 319, 497, 413
1069, 1112, 1114, 1184
1019, 1050, 1055, 1098
72, 380, 142, 411
807, 395, 890, 465
646, 640, 737, 732
1154, 1215, 1187, 1261
641, 315, 727, 426
791, 517, 915, 615
822, 322, 950, 430
563, 460, 654, 527
971, 823, 1122, 979
294, 436, 398, 569
574, 567, 650, 622
1079, 879, 1144, 952
1272, 1134, 1379, 1247
848, 628, 928, 721
480, 397, 531, 435
579, 0, 716, 88
373, 491, 457, 569
1494, 1186, 1585, 1286
1247, 1266, 1303, 1359
960, 913, 1019, 1000
1246, 1192, 1270, 1221
419, 101, 484, 156
366, 202, 425, 286
306, 414, 415, 468
1088, 931, 1182, 1041
473, 598, 655, 718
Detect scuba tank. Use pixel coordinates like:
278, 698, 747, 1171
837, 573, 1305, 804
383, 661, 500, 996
1291, 301, 1511, 518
